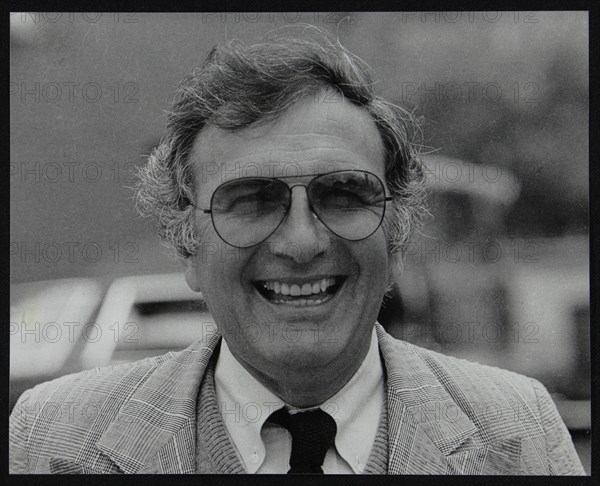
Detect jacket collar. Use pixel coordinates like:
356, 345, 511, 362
88, 324, 513, 474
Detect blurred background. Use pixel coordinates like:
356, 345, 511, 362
10, 12, 589, 472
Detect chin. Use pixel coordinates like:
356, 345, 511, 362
270, 338, 346, 370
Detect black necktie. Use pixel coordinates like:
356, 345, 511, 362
268, 407, 337, 474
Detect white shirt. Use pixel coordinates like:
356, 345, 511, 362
214, 326, 384, 473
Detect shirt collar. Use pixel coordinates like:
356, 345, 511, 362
214, 326, 384, 473
325, 325, 384, 472
214, 338, 285, 473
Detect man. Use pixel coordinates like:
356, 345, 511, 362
10, 30, 585, 475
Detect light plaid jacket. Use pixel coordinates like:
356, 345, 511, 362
10, 324, 585, 474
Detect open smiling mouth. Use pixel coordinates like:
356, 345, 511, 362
253, 276, 346, 306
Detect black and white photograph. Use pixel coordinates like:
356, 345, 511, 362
9, 11, 590, 475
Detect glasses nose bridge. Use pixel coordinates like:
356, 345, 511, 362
286, 182, 317, 217
287, 181, 308, 191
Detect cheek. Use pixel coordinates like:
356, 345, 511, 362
192, 232, 226, 303
196, 260, 235, 328
195, 242, 249, 308
359, 235, 391, 285
194, 219, 226, 278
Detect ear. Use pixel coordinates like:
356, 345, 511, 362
184, 257, 202, 292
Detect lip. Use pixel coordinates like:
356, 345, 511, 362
252, 274, 346, 286
251, 275, 347, 308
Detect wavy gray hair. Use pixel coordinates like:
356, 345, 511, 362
135, 27, 427, 259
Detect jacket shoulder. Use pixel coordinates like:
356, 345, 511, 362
382, 334, 585, 474
10, 352, 177, 444
384, 336, 545, 438
415, 341, 537, 398
402, 339, 584, 474
15, 352, 178, 412
10, 352, 178, 472
386, 335, 538, 398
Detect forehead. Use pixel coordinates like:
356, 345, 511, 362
189, 93, 386, 197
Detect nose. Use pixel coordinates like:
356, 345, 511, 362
269, 185, 331, 263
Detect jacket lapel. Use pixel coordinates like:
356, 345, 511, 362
377, 324, 475, 474
95, 331, 221, 474
377, 324, 522, 475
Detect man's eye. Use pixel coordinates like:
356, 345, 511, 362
326, 189, 367, 207
228, 192, 280, 213
327, 181, 380, 204
227, 193, 259, 208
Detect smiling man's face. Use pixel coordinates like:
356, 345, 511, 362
185, 92, 391, 405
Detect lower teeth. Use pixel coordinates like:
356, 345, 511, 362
271, 297, 327, 306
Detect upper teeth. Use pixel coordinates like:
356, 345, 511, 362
263, 278, 336, 296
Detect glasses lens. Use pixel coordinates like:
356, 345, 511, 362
308, 171, 387, 240
210, 178, 289, 247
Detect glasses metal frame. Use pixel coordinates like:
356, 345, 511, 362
196, 169, 393, 249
